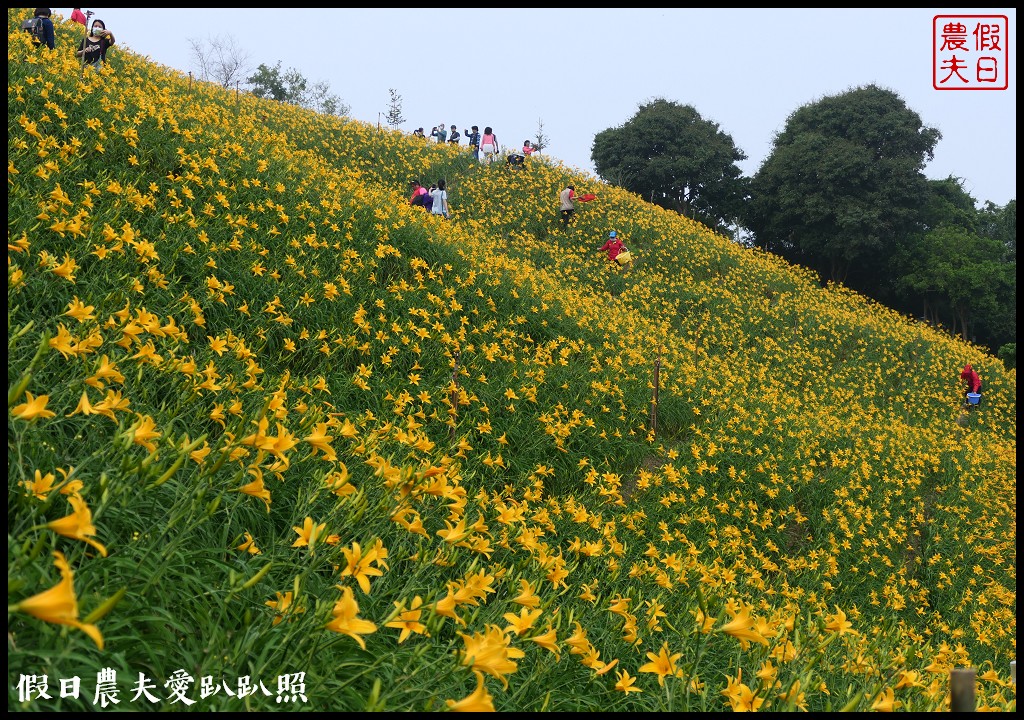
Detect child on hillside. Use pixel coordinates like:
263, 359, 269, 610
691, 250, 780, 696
600, 231, 625, 263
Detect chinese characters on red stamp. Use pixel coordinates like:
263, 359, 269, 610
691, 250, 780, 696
934, 15, 1009, 90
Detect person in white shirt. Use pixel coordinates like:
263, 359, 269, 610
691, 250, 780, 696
430, 179, 449, 219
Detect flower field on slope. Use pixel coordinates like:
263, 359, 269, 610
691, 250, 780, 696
7, 11, 1016, 712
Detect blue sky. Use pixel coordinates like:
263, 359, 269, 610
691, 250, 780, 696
69, 8, 1016, 207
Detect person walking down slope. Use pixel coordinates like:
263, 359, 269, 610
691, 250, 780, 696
960, 363, 982, 408
480, 127, 499, 165
559, 185, 579, 226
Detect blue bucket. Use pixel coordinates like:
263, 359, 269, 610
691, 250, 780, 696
966, 392, 981, 405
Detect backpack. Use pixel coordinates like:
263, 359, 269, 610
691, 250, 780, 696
21, 17, 45, 45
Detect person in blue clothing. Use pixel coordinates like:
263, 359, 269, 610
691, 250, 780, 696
464, 126, 481, 161
29, 8, 56, 50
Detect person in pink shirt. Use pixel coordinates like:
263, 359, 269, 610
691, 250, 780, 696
480, 127, 499, 165
71, 7, 88, 25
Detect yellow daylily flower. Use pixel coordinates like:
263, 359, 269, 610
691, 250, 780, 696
615, 669, 643, 694
637, 641, 682, 687
339, 541, 384, 595
292, 516, 326, 553
131, 414, 161, 452
10, 551, 104, 649
325, 585, 377, 650
12, 392, 56, 421
47, 495, 108, 557
236, 531, 262, 555
265, 591, 304, 625
457, 625, 525, 690
385, 595, 429, 643
445, 671, 495, 712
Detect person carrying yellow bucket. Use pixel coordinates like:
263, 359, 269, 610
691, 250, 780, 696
600, 230, 632, 266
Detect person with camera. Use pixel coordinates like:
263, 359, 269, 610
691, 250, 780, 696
77, 18, 116, 69
464, 126, 481, 161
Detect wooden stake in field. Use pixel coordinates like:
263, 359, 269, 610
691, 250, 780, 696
449, 351, 460, 440
949, 667, 976, 711
649, 348, 662, 433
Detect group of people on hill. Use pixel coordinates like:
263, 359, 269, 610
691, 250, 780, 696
408, 180, 449, 219
411, 124, 537, 168
25, 8, 115, 68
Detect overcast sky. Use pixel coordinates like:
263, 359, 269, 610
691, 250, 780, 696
69, 8, 1016, 207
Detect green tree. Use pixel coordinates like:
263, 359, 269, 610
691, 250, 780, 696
591, 98, 748, 231
745, 84, 940, 285
897, 225, 1011, 342
978, 199, 1015, 262
386, 88, 405, 130
247, 61, 302, 103
246, 61, 349, 116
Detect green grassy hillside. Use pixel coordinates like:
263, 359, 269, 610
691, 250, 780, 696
7, 10, 1016, 712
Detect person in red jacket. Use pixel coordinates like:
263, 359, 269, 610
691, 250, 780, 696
600, 230, 624, 262
960, 363, 981, 407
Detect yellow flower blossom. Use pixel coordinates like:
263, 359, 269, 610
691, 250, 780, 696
871, 687, 900, 712
47, 495, 108, 557
265, 591, 304, 625
11, 551, 103, 649
292, 517, 326, 553
824, 606, 857, 635
236, 531, 261, 555
12, 392, 56, 421
457, 625, 525, 690
638, 641, 682, 687
526, 626, 560, 660
615, 669, 643, 694
511, 579, 541, 608
502, 606, 542, 636
131, 414, 161, 453
445, 671, 495, 712
325, 586, 377, 650
339, 541, 385, 594
385, 596, 429, 643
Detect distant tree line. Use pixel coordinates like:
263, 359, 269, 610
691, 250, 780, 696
188, 35, 350, 117
592, 87, 1015, 363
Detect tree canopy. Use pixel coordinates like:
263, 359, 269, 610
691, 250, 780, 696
591, 98, 748, 231
745, 84, 941, 283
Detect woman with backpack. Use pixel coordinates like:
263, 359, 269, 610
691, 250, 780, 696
24, 8, 55, 50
